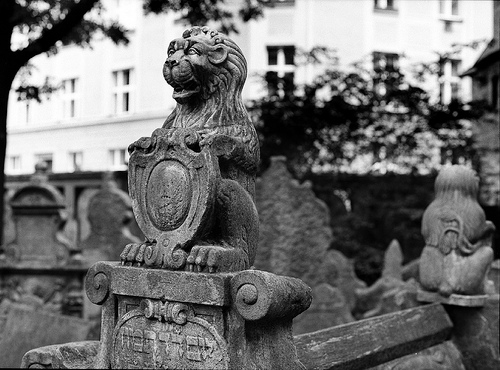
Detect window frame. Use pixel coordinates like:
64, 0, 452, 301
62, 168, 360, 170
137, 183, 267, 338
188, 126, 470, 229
108, 148, 129, 170
61, 77, 79, 120
266, 45, 296, 98
112, 68, 134, 115
374, 0, 398, 12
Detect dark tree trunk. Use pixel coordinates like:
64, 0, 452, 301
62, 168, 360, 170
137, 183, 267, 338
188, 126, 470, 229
0, 69, 18, 247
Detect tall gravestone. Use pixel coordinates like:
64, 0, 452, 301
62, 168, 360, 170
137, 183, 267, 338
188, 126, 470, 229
255, 156, 365, 334
22, 26, 311, 369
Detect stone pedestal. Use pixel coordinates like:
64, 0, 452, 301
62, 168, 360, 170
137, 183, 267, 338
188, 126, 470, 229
22, 261, 311, 369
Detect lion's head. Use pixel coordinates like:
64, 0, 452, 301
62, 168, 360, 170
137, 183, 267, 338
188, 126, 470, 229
163, 26, 249, 128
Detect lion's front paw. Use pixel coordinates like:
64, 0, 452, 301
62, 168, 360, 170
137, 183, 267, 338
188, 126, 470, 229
186, 245, 246, 273
120, 242, 149, 266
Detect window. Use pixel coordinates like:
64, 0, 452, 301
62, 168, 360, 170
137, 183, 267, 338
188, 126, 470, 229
61, 78, 78, 119
374, 0, 396, 11
439, 0, 460, 17
109, 148, 128, 170
373, 52, 399, 96
266, 46, 295, 97
373, 52, 399, 72
439, 59, 461, 103
35, 153, 53, 172
25, 102, 31, 124
112, 69, 133, 114
8, 156, 22, 173
69, 152, 83, 172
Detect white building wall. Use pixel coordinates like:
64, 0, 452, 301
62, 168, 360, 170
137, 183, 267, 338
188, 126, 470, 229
6, 0, 493, 175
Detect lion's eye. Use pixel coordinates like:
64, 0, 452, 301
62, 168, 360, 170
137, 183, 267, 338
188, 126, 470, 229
187, 48, 199, 56
167, 49, 175, 57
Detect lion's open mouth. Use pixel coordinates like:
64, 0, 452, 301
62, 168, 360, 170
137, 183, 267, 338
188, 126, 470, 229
171, 78, 201, 101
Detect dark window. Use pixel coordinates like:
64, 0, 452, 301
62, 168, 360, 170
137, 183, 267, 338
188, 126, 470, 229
266, 46, 295, 97
451, 0, 459, 15
373, 52, 399, 72
374, 0, 396, 11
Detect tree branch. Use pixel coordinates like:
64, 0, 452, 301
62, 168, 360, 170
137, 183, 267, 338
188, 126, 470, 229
13, 0, 100, 67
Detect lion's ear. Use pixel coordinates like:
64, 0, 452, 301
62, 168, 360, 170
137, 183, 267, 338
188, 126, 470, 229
208, 45, 228, 65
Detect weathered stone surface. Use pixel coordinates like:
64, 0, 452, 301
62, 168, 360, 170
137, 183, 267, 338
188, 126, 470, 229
369, 341, 465, 370
356, 240, 418, 319
295, 303, 453, 370
0, 275, 84, 317
255, 157, 364, 332
0, 303, 92, 368
445, 294, 500, 370
1, 164, 74, 267
255, 156, 330, 284
80, 262, 311, 369
316, 249, 366, 312
489, 259, 500, 294
79, 174, 141, 263
122, 26, 260, 274
293, 283, 354, 335
419, 165, 495, 302
21, 341, 100, 369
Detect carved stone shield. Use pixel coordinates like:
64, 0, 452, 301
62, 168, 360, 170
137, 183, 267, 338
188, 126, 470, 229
128, 129, 219, 252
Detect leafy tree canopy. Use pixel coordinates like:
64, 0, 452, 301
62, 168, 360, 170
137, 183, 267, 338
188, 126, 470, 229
249, 46, 486, 178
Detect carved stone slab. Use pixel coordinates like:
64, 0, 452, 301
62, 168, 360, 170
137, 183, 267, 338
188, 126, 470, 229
128, 128, 219, 269
111, 298, 229, 369
82, 262, 311, 369
2, 171, 72, 266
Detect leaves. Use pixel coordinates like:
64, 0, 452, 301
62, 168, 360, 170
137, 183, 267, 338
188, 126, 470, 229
250, 49, 477, 177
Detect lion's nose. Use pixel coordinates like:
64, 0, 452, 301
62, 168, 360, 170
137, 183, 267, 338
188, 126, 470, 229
166, 59, 179, 67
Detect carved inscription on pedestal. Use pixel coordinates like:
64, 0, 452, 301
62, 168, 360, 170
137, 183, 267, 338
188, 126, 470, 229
111, 299, 228, 369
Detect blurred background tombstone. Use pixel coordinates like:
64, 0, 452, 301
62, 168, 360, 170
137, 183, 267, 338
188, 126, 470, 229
79, 172, 141, 264
0, 163, 95, 367
255, 156, 365, 333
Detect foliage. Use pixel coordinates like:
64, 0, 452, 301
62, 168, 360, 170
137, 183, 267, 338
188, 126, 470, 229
249, 47, 482, 178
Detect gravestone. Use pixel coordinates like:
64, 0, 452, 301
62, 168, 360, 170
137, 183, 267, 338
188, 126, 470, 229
293, 283, 354, 335
79, 173, 141, 264
0, 303, 92, 368
256, 156, 365, 332
255, 156, 330, 284
355, 240, 419, 319
2, 163, 73, 266
22, 26, 311, 369
0, 164, 89, 319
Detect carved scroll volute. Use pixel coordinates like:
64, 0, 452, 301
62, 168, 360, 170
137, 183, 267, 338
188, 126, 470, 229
128, 129, 220, 264
231, 270, 312, 322
85, 261, 112, 305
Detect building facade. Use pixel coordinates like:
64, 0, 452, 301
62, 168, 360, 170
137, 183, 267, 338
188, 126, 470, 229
6, 0, 493, 175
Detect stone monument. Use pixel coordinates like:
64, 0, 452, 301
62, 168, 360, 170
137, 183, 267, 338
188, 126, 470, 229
418, 165, 496, 306
79, 173, 141, 264
22, 26, 311, 369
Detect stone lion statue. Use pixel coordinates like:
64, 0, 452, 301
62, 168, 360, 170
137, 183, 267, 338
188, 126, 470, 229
121, 26, 260, 273
419, 165, 495, 296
